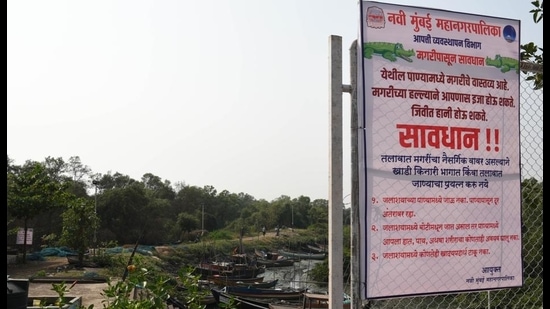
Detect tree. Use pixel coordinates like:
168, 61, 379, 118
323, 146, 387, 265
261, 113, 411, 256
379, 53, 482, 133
177, 213, 200, 241
43, 156, 68, 182
43, 156, 91, 199
100, 182, 150, 244
7, 161, 71, 262
291, 196, 312, 229
66, 156, 91, 182
141, 173, 176, 200
520, 0, 543, 89
520, 177, 543, 278
309, 199, 329, 225
60, 197, 98, 265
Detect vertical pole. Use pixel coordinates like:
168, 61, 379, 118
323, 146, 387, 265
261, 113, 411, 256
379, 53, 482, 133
93, 183, 98, 256
329, 34, 344, 309
349, 40, 361, 309
239, 227, 244, 254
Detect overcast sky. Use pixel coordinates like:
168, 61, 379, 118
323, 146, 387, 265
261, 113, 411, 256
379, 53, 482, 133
7, 0, 543, 201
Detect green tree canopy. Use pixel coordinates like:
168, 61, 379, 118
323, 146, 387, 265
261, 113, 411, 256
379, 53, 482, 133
7, 160, 73, 261
520, 0, 543, 89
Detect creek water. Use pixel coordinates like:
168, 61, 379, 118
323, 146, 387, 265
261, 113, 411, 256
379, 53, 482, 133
259, 259, 326, 293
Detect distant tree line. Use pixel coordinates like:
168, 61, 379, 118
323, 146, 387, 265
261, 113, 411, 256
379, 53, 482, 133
7, 155, 350, 255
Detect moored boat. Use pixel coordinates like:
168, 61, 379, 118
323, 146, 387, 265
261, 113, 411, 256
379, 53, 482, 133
254, 249, 298, 267
300, 292, 351, 309
268, 303, 301, 309
235, 279, 279, 289
209, 276, 278, 289
256, 258, 296, 268
211, 287, 271, 309
223, 286, 306, 300
194, 261, 265, 279
277, 249, 326, 261
268, 292, 351, 309
208, 274, 264, 286
255, 249, 283, 260
304, 244, 327, 254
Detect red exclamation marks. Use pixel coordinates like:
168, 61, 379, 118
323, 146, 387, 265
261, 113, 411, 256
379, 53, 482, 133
494, 129, 500, 152
486, 128, 500, 152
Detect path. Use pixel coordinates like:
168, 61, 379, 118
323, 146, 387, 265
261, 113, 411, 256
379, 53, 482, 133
8, 257, 109, 308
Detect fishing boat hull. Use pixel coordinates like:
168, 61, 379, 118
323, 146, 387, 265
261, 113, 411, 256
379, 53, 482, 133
255, 249, 298, 267
268, 293, 351, 309
224, 286, 306, 300
234, 279, 279, 289
304, 244, 327, 254
194, 262, 265, 279
269, 303, 301, 309
208, 274, 264, 286
256, 258, 297, 268
277, 250, 326, 261
301, 293, 351, 309
210, 277, 278, 289
211, 288, 270, 309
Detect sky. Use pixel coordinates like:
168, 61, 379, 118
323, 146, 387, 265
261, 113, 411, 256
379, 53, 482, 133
7, 0, 543, 202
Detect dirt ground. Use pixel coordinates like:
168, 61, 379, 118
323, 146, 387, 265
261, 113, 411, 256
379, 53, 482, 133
7, 256, 110, 308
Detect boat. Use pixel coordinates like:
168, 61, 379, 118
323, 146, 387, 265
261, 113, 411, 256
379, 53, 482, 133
194, 261, 265, 279
254, 249, 298, 268
235, 279, 279, 289
277, 249, 326, 261
256, 258, 296, 268
208, 274, 264, 286
303, 244, 327, 254
194, 261, 232, 278
269, 293, 351, 309
166, 293, 217, 308
211, 287, 271, 309
301, 292, 351, 309
269, 302, 301, 309
223, 286, 306, 300
210, 276, 278, 289
166, 296, 187, 309
255, 249, 283, 260
161, 277, 216, 307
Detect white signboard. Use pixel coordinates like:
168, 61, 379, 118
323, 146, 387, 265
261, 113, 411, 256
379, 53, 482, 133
357, 1, 522, 299
16, 227, 33, 245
